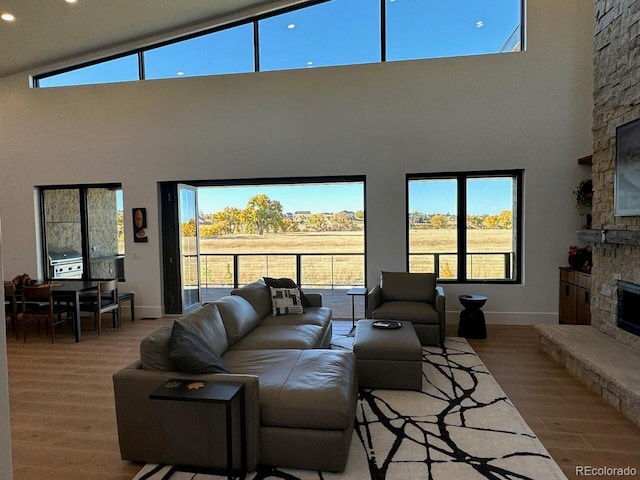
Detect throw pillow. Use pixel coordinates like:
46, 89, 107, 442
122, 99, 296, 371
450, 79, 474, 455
269, 286, 304, 316
263, 276, 311, 308
168, 320, 229, 374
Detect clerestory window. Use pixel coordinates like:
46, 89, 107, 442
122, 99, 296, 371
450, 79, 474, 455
34, 0, 523, 88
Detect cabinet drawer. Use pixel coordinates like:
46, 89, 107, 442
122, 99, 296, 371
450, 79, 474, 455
560, 268, 575, 284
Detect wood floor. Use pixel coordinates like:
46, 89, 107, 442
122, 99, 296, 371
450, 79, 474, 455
5, 319, 640, 480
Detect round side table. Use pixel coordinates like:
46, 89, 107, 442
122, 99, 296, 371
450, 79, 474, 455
457, 294, 487, 339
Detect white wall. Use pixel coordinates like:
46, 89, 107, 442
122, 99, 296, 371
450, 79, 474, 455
0, 0, 594, 323
0, 219, 14, 479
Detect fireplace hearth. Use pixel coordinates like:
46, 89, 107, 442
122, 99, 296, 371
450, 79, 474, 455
618, 281, 640, 337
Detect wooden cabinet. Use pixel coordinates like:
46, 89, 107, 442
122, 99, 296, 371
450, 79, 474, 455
559, 267, 591, 325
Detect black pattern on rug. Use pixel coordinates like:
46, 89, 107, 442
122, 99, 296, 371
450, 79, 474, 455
355, 338, 555, 479
133, 338, 566, 480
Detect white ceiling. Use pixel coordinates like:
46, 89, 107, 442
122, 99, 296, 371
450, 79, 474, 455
0, 0, 299, 79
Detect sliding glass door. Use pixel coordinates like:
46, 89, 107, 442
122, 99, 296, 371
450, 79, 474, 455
178, 184, 200, 311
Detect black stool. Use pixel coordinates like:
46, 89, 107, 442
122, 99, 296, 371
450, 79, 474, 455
457, 294, 487, 339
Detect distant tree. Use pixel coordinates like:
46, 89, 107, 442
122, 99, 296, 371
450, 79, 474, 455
329, 212, 355, 231
283, 218, 299, 232
308, 213, 327, 232
497, 209, 513, 229
484, 215, 499, 229
241, 194, 285, 235
213, 206, 242, 234
181, 218, 196, 236
355, 210, 365, 220
429, 214, 447, 229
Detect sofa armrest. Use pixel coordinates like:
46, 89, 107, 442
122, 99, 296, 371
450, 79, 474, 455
305, 293, 322, 307
113, 361, 261, 471
367, 286, 381, 318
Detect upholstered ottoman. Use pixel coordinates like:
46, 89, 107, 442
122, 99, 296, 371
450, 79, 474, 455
353, 320, 423, 390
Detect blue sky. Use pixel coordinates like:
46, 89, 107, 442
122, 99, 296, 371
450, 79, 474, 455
409, 177, 513, 215
197, 177, 513, 215
198, 183, 364, 214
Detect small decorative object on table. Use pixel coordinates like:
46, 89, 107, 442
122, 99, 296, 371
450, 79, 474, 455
568, 245, 592, 273
371, 320, 402, 329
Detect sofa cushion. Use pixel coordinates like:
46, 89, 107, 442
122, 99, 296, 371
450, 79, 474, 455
227, 325, 324, 351
139, 303, 229, 371
261, 306, 332, 327
214, 295, 261, 345
380, 271, 436, 303
263, 277, 312, 308
178, 303, 229, 356
269, 287, 304, 315
223, 349, 356, 430
231, 280, 272, 319
168, 320, 229, 374
371, 300, 440, 324
140, 324, 173, 371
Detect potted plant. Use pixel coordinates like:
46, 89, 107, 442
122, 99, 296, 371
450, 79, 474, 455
573, 179, 593, 228
573, 179, 593, 214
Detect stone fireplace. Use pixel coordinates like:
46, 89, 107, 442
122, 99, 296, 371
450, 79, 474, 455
588, 0, 640, 352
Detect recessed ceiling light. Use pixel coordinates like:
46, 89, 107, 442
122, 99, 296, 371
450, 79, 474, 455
306, 61, 313, 66
287, 24, 295, 29
176, 71, 184, 76
65, 0, 78, 3
476, 20, 484, 28
1, 13, 16, 22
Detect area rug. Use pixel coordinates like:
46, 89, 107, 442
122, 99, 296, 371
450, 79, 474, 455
133, 338, 566, 480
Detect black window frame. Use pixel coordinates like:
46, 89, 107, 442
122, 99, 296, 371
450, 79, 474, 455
406, 169, 523, 284
38, 183, 125, 281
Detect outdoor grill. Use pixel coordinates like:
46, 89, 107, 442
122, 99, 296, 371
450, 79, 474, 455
48, 248, 83, 279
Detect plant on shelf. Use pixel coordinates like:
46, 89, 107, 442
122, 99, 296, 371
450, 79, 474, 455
573, 179, 593, 215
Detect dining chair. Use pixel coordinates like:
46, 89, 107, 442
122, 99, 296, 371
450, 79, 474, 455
80, 279, 119, 337
21, 284, 74, 343
4, 281, 18, 336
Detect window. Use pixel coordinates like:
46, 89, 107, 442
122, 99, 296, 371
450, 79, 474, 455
40, 184, 125, 280
144, 24, 255, 80
160, 176, 366, 314
37, 54, 139, 88
258, 0, 380, 72
33, 0, 523, 88
407, 170, 522, 282
386, 0, 523, 61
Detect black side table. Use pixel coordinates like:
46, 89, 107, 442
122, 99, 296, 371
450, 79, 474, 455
457, 295, 487, 339
150, 379, 246, 480
346, 287, 368, 329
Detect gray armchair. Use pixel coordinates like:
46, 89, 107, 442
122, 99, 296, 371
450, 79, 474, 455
367, 271, 445, 345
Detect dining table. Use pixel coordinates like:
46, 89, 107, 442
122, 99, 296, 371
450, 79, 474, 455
49, 280, 99, 342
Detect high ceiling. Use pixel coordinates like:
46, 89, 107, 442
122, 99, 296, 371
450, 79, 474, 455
0, 0, 298, 79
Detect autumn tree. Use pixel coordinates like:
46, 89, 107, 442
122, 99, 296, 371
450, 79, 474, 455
328, 212, 355, 231
429, 214, 447, 229
497, 210, 513, 229
241, 194, 285, 235
213, 207, 242, 234
308, 213, 327, 232
181, 218, 196, 236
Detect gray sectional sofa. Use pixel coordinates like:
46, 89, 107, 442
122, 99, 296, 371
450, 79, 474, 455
112, 280, 358, 473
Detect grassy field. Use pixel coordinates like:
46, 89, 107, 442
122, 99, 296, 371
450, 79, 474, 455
185, 229, 513, 286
